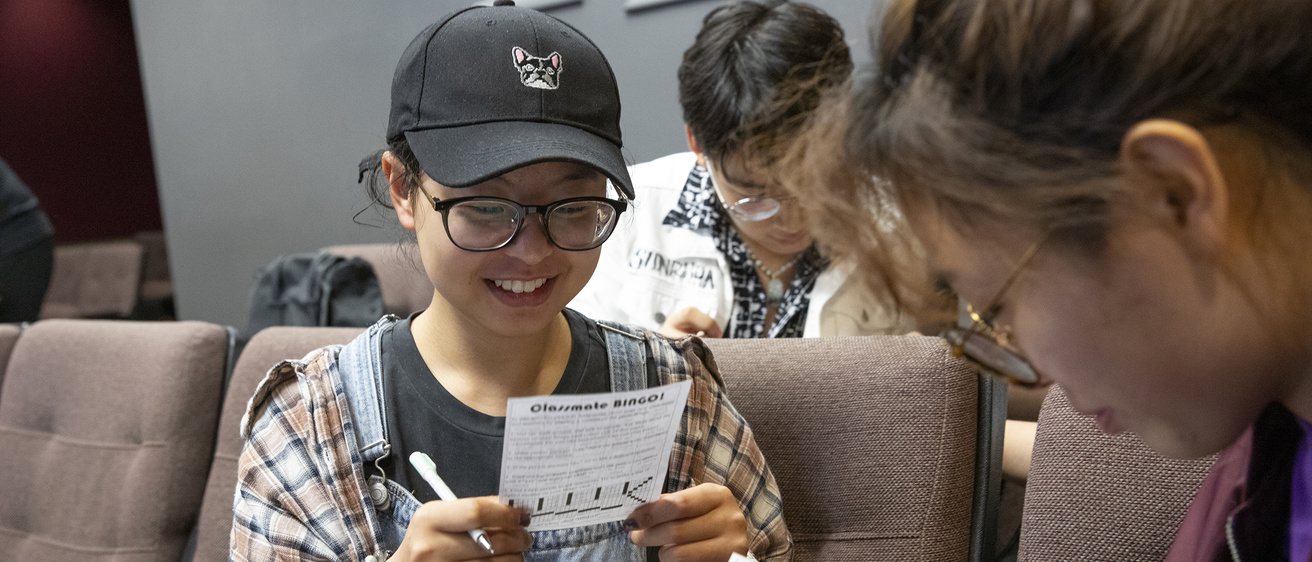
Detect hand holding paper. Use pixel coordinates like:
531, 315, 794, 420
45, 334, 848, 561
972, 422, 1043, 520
499, 380, 693, 532
626, 482, 749, 562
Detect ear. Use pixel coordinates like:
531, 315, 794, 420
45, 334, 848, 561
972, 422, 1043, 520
548, 52, 561, 69
1119, 119, 1229, 255
513, 47, 527, 64
381, 151, 419, 232
685, 125, 705, 168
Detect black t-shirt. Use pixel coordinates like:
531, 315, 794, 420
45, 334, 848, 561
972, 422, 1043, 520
377, 308, 659, 502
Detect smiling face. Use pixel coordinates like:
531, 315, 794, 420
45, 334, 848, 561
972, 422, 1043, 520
387, 159, 609, 338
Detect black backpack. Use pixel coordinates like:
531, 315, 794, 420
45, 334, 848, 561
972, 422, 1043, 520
245, 251, 383, 338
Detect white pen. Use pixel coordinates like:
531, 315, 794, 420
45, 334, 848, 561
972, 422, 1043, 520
408, 452, 496, 554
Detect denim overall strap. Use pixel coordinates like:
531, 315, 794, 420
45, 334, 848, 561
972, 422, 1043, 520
598, 320, 648, 392
523, 320, 650, 561
321, 315, 403, 560
338, 315, 397, 464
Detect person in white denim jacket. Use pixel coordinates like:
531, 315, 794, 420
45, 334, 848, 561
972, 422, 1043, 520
571, 1, 907, 340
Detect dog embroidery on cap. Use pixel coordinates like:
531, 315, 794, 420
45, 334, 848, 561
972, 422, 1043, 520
512, 47, 562, 90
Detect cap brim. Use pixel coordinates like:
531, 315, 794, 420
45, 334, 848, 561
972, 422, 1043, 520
405, 121, 634, 199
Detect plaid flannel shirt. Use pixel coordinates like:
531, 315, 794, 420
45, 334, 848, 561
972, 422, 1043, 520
231, 322, 792, 561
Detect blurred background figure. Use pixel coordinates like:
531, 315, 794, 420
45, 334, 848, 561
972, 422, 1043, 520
573, 0, 906, 340
0, 157, 54, 323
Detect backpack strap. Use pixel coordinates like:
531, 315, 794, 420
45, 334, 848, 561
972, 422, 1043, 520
597, 320, 649, 392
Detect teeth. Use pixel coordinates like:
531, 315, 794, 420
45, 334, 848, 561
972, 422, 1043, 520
493, 278, 548, 293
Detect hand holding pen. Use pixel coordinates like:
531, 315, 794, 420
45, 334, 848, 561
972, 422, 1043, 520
387, 452, 531, 561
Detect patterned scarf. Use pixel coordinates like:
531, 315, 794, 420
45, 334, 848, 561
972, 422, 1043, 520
661, 164, 826, 338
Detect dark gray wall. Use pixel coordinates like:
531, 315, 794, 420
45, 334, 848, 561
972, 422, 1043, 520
131, 0, 881, 328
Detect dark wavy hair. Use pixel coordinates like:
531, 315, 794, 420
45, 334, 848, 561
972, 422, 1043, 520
678, 0, 850, 165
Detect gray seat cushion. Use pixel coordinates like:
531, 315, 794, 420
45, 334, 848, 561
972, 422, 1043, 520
0, 324, 20, 397
40, 242, 145, 319
706, 335, 979, 561
0, 319, 228, 560
1018, 386, 1216, 561
192, 326, 364, 562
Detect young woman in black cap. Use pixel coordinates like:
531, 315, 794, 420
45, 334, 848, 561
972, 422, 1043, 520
231, 3, 790, 561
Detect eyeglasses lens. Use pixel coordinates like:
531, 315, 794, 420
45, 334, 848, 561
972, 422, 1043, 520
946, 328, 1041, 386
447, 200, 521, 250
728, 198, 781, 222
547, 201, 619, 250
445, 199, 619, 251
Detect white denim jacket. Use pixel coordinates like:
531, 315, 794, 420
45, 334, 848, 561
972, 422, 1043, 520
572, 152, 903, 337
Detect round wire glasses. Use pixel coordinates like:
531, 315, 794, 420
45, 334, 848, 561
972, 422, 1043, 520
941, 304, 1043, 387
425, 195, 627, 252
705, 160, 792, 222
939, 233, 1051, 388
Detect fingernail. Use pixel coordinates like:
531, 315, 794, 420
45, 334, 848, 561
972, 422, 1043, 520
622, 518, 639, 531
520, 512, 532, 527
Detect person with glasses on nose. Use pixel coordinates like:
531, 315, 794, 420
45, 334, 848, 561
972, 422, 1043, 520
784, 0, 1312, 558
231, 3, 791, 561
571, 0, 908, 340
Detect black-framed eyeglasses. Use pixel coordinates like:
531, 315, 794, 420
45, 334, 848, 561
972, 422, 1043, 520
940, 232, 1052, 388
705, 160, 794, 222
418, 188, 627, 252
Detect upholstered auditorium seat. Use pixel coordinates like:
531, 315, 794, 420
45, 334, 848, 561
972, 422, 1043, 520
0, 319, 230, 561
0, 324, 19, 398
1018, 386, 1217, 561
192, 326, 365, 562
196, 330, 993, 562
40, 241, 145, 319
706, 335, 994, 561
135, 231, 174, 308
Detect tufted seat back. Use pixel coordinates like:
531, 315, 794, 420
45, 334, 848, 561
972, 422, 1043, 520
0, 324, 19, 398
1018, 386, 1217, 561
0, 319, 229, 561
705, 335, 986, 561
40, 242, 145, 319
192, 326, 364, 562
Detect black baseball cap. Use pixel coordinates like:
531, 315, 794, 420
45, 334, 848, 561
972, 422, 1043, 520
386, 0, 634, 199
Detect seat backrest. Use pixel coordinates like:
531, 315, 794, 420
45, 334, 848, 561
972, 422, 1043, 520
40, 241, 145, 319
0, 324, 20, 396
1018, 386, 1216, 561
135, 230, 173, 301
38, 245, 86, 319
0, 319, 229, 561
192, 326, 364, 562
705, 335, 981, 561
323, 243, 432, 318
